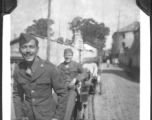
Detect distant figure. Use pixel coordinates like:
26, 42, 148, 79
106, 59, 110, 67
115, 58, 119, 66
112, 58, 115, 66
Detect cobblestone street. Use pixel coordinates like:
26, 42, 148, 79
94, 63, 140, 120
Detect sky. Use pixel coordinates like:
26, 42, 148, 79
11, 0, 140, 49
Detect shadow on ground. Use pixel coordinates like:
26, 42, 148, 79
102, 68, 140, 83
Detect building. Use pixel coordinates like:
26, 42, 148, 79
111, 21, 140, 68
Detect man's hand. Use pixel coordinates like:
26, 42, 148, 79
69, 78, 76, 86
77, 82, 82, 94
71, 78, 77, 84
68, 78, 77, 89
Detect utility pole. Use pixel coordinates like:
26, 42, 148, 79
117, 9, 121, 32
102, 0, 105, 22
59, 19, 60, 37
115, 8, 122, 59
46, 0, 51, 61
98, 41, 104, 65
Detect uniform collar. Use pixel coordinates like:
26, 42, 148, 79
19, 56, 45, 81
60, 60, 75, 70
31, 57, 45, 81
24, 56, 39, 71
31, 57, 39, 73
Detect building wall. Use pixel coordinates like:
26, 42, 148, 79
48, 40, 97, 66
119, 54, 139, 68
119, 54, 129, 65
111, 33, 123, 56
123, 32, 134, 48
119, 30, 140, 69
37, 37, 47, 59
112, 32, 134, 56
11, 36, 97, 66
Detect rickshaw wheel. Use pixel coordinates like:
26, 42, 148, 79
99, 80, 102, 95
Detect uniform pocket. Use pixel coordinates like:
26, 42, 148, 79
18, 79, 28, 90
18, 79, 27, 85
22, 106, 28, 116
70, 67, 77, 72
36, 78, 51, 96
70, 68, 78, 79
41, 105, 55, 116
37, 78, 50, 85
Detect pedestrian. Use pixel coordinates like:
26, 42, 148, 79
115, 58, 119, 66
58, 48, 88, 120
13, 33, 68, 120
106, 59, 110, 67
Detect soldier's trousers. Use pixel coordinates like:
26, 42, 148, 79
64, 90, 77, 120
52, 90, 77, 120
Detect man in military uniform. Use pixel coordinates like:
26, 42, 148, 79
58, 48, 88, 120
13, 33, 68, 120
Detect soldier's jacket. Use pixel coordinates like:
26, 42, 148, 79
58, 60, 88, 83
13, 57, 68, 120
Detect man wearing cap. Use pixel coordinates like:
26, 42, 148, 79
13, 33, 68, 120
58, 48, 88, 120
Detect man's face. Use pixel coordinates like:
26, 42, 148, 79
19, 40, 39, 62
64, 52, 73, 63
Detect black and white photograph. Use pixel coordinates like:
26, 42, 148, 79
10, 0, 140, 120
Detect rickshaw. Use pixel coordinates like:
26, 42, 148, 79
70, 57, 102, 120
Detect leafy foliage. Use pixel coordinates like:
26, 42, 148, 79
56, 37, 64, 44
25, 18, 54, 37
64, 38, 72, 45
69, 17, 110, 49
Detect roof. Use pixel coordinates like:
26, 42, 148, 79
10, 38, 20, 45
118, 21, 140, 32
84, 41, 99, 49
82, 56, 100, 65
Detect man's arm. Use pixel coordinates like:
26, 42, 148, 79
76, 63, 88, 82
13, 66, 24, 118
51, 66, 68, 120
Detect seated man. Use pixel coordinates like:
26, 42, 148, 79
58, 48, 88, 120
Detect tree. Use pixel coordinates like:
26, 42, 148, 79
69, 17, 110, 50
64, 38, 72, 45
69, 16, 83, 33
25, 18, 54, 37
56, 37, 64, 44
